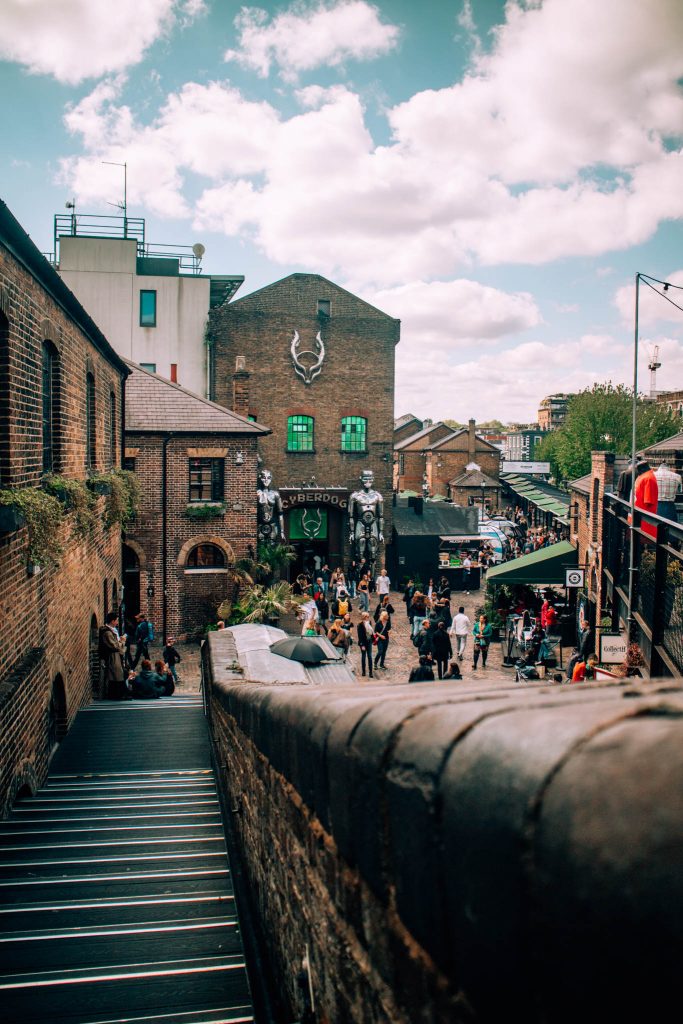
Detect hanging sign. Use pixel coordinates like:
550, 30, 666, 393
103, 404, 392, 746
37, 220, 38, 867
565, 568, 585, 588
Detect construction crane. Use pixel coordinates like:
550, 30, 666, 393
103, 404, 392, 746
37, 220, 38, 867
648, 345, 661, 398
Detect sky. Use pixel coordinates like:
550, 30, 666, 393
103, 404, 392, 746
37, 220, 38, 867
2, 0, 683, 424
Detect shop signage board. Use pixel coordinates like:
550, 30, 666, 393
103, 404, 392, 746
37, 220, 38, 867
565, 568, 585, 588
600, 632, 628, 664
502, 461, 551, 474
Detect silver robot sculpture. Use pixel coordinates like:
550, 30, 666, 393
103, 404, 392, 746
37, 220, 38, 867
348, 469, 384, 566
257, 469, 285, 546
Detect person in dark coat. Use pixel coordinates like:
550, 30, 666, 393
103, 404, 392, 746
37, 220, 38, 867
98, 612, 127, 700
402, 580, 416, 619
154, 660, 176, 696
162, 637, 182, 684
431, 620, 453, 679
128, 660, 165, 699
132, 613, 153, 668
356, 612, 374, 678
373, 611, 391, 669
413, 619, 435, 663
409, 656, 435, 683
373, 594, 395, 627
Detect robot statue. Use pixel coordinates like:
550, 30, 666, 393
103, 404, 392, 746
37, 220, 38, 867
348, 469, 384, 566
257, 469, 285, 546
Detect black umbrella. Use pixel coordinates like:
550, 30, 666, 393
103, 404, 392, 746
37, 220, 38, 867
270, 636, 342, 664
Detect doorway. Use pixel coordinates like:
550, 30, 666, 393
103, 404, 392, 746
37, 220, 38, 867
286, 506, 345, 577
122, 544, 141, 622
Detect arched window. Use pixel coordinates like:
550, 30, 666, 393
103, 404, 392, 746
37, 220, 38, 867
186, 544, 227, 569
42, 342, 57, 472
287, 415, 314, 452
341, 415, 367, 452
109, 391, 117, 467
86, 372, 96, 469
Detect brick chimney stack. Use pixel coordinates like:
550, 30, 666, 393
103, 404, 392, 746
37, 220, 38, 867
232, 356, 250, 419
468, 418, 477, 463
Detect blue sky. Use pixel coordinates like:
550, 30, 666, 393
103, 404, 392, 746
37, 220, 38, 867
2, 0, 683, 422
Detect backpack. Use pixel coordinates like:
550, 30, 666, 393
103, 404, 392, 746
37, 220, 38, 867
337, 599, 348, 616
147, 621, 155, 643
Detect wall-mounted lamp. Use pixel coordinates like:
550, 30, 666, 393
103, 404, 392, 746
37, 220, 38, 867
235, 451, 244, 465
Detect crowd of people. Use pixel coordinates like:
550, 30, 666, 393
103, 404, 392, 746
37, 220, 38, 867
98, 610, 182, 700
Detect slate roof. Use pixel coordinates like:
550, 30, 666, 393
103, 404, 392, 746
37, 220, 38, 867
570, 472, 592, 495
395, 422, 449, 450
449, 468, 500, 488
431, 429, 502, 453
641, 431, 683, 454
125, 361, 270, 434
394, 413, 420, 430
393, 498, 479, 537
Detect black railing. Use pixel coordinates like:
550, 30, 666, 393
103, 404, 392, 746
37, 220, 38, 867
54, 213, 145, 260
603, 492, 683, 676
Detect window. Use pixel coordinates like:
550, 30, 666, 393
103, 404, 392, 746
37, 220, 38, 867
341, 415, 367, 452
189, 457, 225, 502
85, 372, 96, 469
140, 362, 157, 373
109, 391, 117, 467
42, 342, 56, 472
123, 456, 136, 473
287, 415, 314, 452
186, 544, 226, 569
317, 299, 330, 317
139, 291, 157, 327
399, 453, 405, 475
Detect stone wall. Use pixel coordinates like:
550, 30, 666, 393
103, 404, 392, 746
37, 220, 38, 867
0, 204, 126, 816
205, 633, 683, 1023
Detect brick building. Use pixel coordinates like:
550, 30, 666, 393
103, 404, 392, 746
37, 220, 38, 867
538, 393, 573, 431
394, 421, 453, 493
210, 274, 398, 573
0, 199, 128, 816
123, 363, 268, 640
424, 420, 502, 504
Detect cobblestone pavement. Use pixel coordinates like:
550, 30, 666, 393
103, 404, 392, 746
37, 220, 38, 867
155, 587, 545, 691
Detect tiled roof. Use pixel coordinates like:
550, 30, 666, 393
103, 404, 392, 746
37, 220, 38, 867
641, 431, 683, 454
125, 361, 270, 434
394, 413, 420, 430
570, 472, 592, 495
395, 422, 448, 450
449, 469, 500, 488
430, 430, 501, 453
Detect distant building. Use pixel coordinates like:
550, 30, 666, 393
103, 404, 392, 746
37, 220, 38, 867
394, 414, 424, 446
655, 390, 683, 420
538, 393, 573, 430
123, 363, 268, 640
425, 420, 501, 507
0, 199, 128, 816
394, 421, 453, 494
52, 212, 243, 397
503, 428, 547, 462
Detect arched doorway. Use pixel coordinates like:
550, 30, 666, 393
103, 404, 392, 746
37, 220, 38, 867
47, 674, 67, 754
122, 545, 141, 622
89, 614, 100, 696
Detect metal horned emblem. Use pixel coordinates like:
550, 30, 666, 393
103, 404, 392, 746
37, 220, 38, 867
291, 330, 325, 385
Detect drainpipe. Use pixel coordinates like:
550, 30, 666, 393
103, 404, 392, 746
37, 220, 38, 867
162, 433, 173, 642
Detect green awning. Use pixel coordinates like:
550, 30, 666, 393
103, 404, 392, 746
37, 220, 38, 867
486, 540, 577, 586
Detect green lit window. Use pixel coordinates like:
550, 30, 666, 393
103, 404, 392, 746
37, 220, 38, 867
287, 415, 314, 452
139, 290, 157, 327
341, 416, 367, 452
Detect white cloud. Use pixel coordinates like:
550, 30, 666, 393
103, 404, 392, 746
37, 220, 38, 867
0, 0, 205, 84
224, 1, 400, 81
371, 280, 542, 348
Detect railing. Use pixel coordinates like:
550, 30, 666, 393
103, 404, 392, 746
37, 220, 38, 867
53, 214, 205, 275
603, 492, 683, 676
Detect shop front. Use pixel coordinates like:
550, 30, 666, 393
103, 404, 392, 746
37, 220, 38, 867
280, 487, 349, 577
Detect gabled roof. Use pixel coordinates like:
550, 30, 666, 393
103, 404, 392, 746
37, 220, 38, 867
430, 429, 502, 453
570, 472, 592, 496
394, 413, 421, 430
449, 468, 500, 488
227, 272, 399, 323
641, 431, 683, 454
395, 422, 451, 450
125, 361, 270, 435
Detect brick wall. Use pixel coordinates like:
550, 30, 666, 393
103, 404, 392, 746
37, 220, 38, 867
571, 451, 616, 631
205, 636, 683, 1023
0, 231, 125, 816
210, 274, 397, 563
124, 433, 259, 639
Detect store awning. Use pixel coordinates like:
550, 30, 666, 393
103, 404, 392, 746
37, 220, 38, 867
486, 540, 577, 586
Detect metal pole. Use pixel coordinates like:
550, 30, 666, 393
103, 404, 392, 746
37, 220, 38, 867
626, 273, 640, 635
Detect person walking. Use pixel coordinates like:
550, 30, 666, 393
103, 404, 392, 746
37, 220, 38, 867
409, 591, 427, 637
162, 637, 182, 685
375, 569, 391, 597
98, 612, 127, 700
132, 612, 153, 668
413, 618, 435, 664
373, 610, 391, 669
356, 611, 374, 678
347, 560, 359, 598
402, 579, 416, 620
357, 574, 370, 612
432, 621, 453, 680
472, 613, 493, 669
373, 593, 395, 628
448, 602, 471, 659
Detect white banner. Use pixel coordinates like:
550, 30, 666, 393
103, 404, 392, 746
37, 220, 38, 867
502, 461, 551, 474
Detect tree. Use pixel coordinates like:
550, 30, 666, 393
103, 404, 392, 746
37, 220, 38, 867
535, 383, 678, 482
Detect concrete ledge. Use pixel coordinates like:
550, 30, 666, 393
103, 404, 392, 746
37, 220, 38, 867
205, 632, 683, 1022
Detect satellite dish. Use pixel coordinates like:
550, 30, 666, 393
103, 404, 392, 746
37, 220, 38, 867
192, 242, 205, 258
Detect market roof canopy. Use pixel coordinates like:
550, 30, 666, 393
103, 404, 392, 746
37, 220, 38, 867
486, 540, 577, 586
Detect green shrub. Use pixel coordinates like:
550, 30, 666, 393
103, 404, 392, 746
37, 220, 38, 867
0, 487, 64, 567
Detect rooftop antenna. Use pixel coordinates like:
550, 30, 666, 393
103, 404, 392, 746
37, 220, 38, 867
192, 242, 205, 273
65, 198, 77, 235
647, 344, 661, 398
101, 160, 128, 235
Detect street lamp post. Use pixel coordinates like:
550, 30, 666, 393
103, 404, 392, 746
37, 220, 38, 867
626, 272, 641, 636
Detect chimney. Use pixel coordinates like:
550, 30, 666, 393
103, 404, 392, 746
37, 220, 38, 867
468, 418, 476, 463
232, 355, 250, 418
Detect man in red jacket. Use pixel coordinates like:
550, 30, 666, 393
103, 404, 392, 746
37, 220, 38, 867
634, 461, 658, 540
